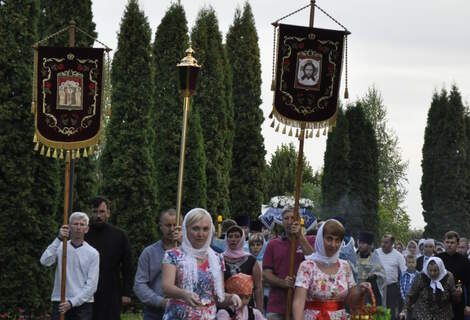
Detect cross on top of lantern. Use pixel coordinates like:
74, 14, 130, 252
177, 43, 201, 97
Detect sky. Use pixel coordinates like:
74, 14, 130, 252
92, 0, 470, 229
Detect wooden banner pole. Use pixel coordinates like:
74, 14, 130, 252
60, 19, 76, 320
285, 3, 315, 319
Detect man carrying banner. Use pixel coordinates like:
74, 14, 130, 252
40, 212, 99, 320
262, 207, 315, 320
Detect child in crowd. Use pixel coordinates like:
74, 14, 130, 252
400, 254, 419, 300
217, 273, 266, 320
400, 257, 462, 320
249, 233, 264, 262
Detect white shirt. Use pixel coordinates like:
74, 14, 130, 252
40, 238, 99, 307
375, 248, 406, 285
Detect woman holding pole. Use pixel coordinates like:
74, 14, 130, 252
162, 208, 241, 319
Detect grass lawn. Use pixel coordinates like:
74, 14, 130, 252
120, 313, 143, 320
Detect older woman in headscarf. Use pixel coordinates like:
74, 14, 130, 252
404, 240, 418, 257
223, 225, 263, 310
292, 219, 370, 320
399, 257, 462, 320
162, 208, 241, 320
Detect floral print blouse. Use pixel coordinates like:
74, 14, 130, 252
162, 247, 225, 320
295, 259, 356, 320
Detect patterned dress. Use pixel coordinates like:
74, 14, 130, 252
295, 259, 356, 320
402, 272, 460, 320
162, 248, 224, 320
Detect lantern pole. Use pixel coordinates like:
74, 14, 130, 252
59, 18, 76, 320
175, 44, 201, 234
285, 3, 315, 319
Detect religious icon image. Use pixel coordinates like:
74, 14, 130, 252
294, 52, 322, 91
56, 71, 83, 111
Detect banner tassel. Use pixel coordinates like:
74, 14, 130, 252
275, 123, 280, 132
89, 146, 94, 155
31, 101, 36, 114
316, 129, 320, 138
40, 145, 45, 156
270, 119, 275, 128
282, 125, 287, 135
71, 150, 75, 160
33, 133, 38, 143
269, 111, 274, 119
310, 130, 314, 138
60, 149, 64, 160
295, 128, 299, 138
34, 142, 39, 151
323, 127, 327, 136
83, 148, 88, 158
75, 149, 80, 159
46, 147, 51, 158
52, 149, 58, 159
288, 127, 293, 136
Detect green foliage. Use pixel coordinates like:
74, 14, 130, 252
346, 104, 379, 237
191, 8, 232, 217
322, 104, 380, 238
38, 0, 96, 47
266, 143, 319, 208
0, 0, 57, 315
359, 87, 410, 240
421, 86, 470, 238
322, 107, 350, 218
152, 4, 207, 217
100, 0, 158, 272
226, 3, 266, 219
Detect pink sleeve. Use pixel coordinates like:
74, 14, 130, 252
262, 241, 274, 270
295, 260, 313, 289
216, 309, 231, 320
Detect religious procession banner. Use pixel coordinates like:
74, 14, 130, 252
32, 46, 105, 159
272, 24, 347, 135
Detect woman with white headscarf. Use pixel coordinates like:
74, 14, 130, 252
400, 257, 462, 320
162, 208, 241, 319
292, 219, 370, 320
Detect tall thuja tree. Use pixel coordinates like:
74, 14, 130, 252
101, 0, 157, 269
360, 87, 410, 240
421, 87, 469, 238
322, 107, 350, 219
152, 3, 206, 215
345, 104, 379, 237
226, 3, 266, 219
0, 0, 56, 315
421, 91, 446, 237
191, 8, 231, 217
38, 0, 98, 212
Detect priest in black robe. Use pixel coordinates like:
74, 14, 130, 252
85, 196, 132, 320
438, 230, 470, 320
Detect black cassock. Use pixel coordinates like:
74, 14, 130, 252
85, 223, 132, 320
438, 252, 470, 320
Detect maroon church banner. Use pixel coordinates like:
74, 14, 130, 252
273, 24, 347, 130
33, 46, 104, 157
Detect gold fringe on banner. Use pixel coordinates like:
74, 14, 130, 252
34, 142, 39, 151
60, 149, 64, 160
275, 123, 280, 132
288, 127, 293, 136
46, 147, 51, 157
40, 145, 45, 156
270, 119, 275, 128
83, 148, 88, 158
52, 149, 58, 158
75, 149, 80, 159
282, 126, 286, 134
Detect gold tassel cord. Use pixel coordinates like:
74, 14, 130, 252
75, 149, 80, 159
46, 147, 51, 158
33, 133, 38, 143
40, 145, 45, 156
282, 126, 287, 134
83, 148, 88, 158
52, 149, 58, 159
295, 129, 299, 138
270, 119, 275, 128
34, 142, 39, 151
316, 129, 320, 138
288, 127, 293, 136
275, 123, 280, 132
60, 149, 64, 160
323, 127, 327, 136
88, 146, 93, 155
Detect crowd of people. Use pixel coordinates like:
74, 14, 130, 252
40, 197, 470, 320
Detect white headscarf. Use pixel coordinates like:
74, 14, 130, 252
304, 219, 342, 265
181, 208, 225, 302
423, 256, 447, 293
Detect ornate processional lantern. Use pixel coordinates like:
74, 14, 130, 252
175, 44, 201, 228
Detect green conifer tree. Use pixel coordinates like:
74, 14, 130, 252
0, 0, 57, 315
226, 4, 266, 219
152, 4, 207, 216
191, 8, 232, 217
38, 0, 98, 212
100, 0, 157, 268
346, 104, 379, 237
321, 107, 350, 219
422, 86, 470, 238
